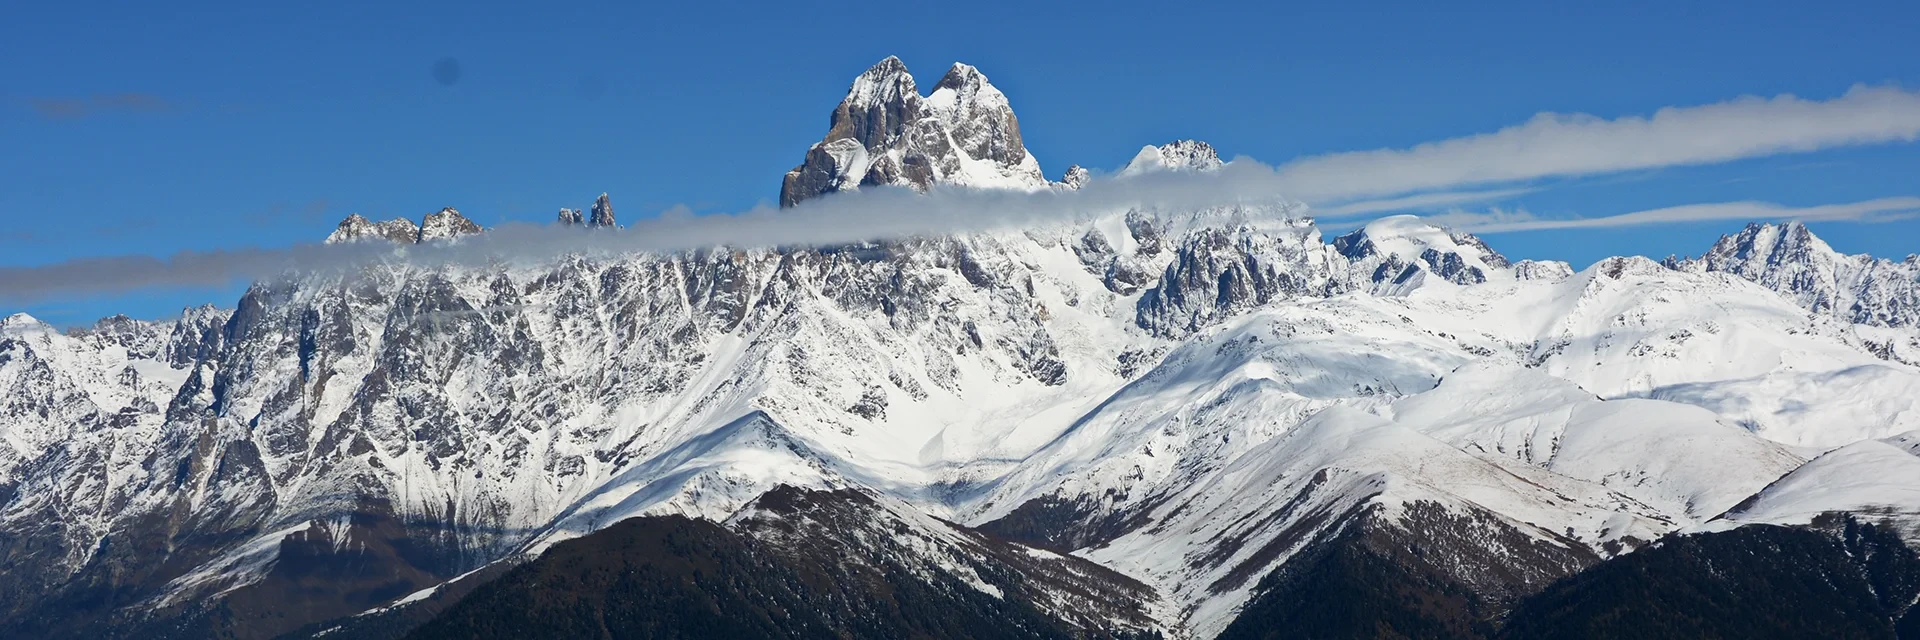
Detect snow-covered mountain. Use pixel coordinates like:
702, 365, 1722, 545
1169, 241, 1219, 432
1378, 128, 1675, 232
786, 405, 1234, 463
326, 215, 420, 245
1333, 214, 1521, 293
326, 208, 484, 245
6, 58, 1920, 639
1668, 220, 1920, 329
1119, 140, 1225, 175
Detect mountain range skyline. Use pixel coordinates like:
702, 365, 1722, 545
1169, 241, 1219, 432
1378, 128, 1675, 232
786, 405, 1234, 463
5, 42, 1920, 638
8, 1, 1920, 328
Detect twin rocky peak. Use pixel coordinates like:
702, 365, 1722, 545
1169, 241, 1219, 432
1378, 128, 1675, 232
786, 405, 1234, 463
325, 193, 618, 245
779, 56, 1225, 206
780, 56, 1049, 207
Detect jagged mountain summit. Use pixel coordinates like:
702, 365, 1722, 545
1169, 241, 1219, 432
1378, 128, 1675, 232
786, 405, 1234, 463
7, 57, 1920, 640
326, 208, 483, 245
1668, 220, 1920, 329
325, 214, 421, 245
418, 207, 483, 241
1120, 139, 1225, 175
779, 57, 1048, 207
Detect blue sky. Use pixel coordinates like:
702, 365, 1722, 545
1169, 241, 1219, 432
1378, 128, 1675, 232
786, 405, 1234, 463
4, 1, 1919, 326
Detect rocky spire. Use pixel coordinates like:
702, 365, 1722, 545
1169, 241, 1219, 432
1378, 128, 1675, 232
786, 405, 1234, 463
558, 208, 584, 226
417, 207, 482, 242
780, 57, 1047, 208
589, 193, 617, 228
826, 56, 923, 153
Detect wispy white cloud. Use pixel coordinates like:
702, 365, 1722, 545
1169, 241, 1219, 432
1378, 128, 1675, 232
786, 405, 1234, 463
7, 84, 1920, 305
1310, 188, 1536, 218
1433, 196, 1920, 234
27, 93, 176, 119
1268, 84, 1920, 202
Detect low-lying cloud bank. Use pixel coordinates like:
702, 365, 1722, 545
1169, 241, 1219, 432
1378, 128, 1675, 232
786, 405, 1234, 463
6, 84, 1920, 305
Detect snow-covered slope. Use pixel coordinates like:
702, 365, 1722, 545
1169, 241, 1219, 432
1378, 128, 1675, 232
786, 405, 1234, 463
1641, 364, 1920, 449
1333, 214, 1514, 293
1389, 363, 1803, 520
1713, 439, 1920, 540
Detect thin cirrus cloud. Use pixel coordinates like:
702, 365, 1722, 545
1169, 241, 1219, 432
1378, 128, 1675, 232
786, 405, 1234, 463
1427, 196, 1920, 234
28, 93, 174, 119
1306, 188, 1538, 219
6, 84, 1920, 304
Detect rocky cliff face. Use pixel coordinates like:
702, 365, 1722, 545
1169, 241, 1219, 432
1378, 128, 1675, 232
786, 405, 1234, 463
779, 57, 1048, 207
587, 193, 616, 228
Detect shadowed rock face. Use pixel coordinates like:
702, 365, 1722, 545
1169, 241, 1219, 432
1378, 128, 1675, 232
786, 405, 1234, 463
930, 63, 1029, 172
780, 57, 1045, 207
